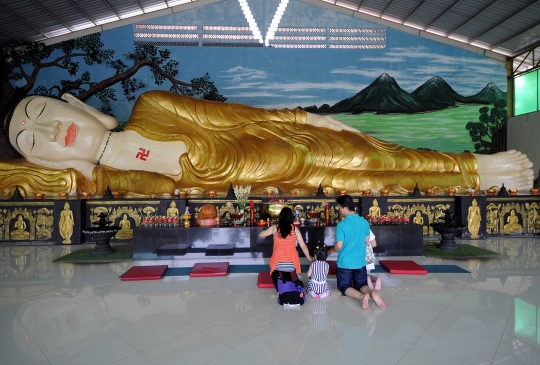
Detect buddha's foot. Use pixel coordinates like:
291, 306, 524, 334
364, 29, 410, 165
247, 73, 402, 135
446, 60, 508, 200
475, 150, 534, 190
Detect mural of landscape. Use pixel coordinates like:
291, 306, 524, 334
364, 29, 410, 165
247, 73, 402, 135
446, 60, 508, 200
2, 0, 508, 155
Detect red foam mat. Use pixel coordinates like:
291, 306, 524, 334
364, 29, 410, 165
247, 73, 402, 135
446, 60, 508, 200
379, 260, 428, 275
328, 261, 337, 275
121, 265, 168, 281
257, 272, 275, 288
189, 262, 229, 277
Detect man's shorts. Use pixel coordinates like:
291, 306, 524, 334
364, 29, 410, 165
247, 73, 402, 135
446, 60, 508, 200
336, 266, 368, 295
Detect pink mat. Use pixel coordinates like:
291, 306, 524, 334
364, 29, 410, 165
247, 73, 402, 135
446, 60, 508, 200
257, 272, 274, 288
379, 260, 428, 275
189, 262, 229, 277
121, 265, 168, 281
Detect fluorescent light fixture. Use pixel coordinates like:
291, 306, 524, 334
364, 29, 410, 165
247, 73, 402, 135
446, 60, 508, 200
380, 15, 402, 24
168, 0, 193, 5
95, 16, 120, 25
238, 0, 263, 43
448, 34, 469, 42
403, 22, 424, 30
335, 1, 358, 11
71, 22, 95, 31
470, 40, 492, 50
356, 7, 380, 17
120, 10, 144, 19
265, 0, 289, 46
45, 28, 71, 37
144, 4, 168, 12
425, 28, 447, 37
491, 48, 513, 57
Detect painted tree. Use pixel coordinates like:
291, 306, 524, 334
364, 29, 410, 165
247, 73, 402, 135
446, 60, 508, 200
466, 100, 507, 154
0, 33, 225, 119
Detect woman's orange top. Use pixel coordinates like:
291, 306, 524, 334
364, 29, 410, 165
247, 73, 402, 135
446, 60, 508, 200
269, 225, 300, 274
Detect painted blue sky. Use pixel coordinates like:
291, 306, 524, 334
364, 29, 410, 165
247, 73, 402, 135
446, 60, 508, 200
25, 0, 507, 121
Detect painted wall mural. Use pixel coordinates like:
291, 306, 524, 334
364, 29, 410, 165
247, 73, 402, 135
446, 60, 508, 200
0, 0, 507, 159
0, 0, 528, 199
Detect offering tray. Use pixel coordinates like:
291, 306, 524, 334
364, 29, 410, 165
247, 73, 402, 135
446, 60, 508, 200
307, 218, 319, 225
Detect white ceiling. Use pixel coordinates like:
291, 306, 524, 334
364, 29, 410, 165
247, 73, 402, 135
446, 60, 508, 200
1, 0, 539, 71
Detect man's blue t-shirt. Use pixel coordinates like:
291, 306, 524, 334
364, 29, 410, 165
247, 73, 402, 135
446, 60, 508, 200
335, 214, 370, 269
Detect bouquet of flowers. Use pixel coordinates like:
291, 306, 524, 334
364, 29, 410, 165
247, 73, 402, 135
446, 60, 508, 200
234, 185, 251, 211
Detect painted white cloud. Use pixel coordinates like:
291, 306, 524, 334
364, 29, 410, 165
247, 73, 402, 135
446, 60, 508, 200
221, 66, 269, 83
259, 81, 365, 93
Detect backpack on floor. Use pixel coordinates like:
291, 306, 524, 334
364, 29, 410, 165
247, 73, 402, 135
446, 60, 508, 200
277, 271, 306, 306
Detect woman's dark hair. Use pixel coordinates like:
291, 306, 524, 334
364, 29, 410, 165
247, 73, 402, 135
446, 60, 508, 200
336, 194, 356, 212
277, 207, 294, 239
357, 204, 363, 217
314, 244, 328, 261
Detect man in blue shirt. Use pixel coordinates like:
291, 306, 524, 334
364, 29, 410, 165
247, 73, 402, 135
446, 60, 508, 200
328, 195, 386, 310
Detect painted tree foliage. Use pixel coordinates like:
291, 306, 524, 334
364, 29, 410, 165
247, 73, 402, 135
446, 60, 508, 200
466, 100, 507, 154
0, 33, 225, 119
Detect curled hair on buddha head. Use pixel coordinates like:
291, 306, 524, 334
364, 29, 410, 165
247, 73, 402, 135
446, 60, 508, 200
277, 206, 294, 239
313, 244, 328, 261
336, 194, 356, 212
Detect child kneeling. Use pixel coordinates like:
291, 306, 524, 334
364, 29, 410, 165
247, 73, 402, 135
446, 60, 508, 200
307, 245, 331, 299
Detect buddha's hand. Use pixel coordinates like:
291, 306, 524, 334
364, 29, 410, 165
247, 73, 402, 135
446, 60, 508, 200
305, 113, 361, 134
26, 157, 95, 181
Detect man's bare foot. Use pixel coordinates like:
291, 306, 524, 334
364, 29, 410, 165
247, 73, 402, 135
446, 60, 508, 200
475, 150, 534, 190
361, 294, 371, 311
372, 292, 386, 308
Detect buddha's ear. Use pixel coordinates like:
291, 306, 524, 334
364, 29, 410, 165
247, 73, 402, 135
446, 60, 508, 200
61, 94, 118, 130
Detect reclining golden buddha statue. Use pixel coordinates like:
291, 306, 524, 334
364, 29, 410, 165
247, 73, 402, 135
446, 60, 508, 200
0, 90, 534, 197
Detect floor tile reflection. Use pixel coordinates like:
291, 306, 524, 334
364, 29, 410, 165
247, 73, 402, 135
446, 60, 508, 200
1, 237, 540, 364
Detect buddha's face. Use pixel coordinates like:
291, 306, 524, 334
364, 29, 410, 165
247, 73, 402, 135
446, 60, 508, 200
9, 96, 111, 164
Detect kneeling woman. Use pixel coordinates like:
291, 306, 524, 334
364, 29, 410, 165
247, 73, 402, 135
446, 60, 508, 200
259, 207, 313, 290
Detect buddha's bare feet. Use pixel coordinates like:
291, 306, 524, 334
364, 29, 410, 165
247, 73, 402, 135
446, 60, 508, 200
475, 150, 534, 190
372, 292, 386, 309
361, 294, 371, 311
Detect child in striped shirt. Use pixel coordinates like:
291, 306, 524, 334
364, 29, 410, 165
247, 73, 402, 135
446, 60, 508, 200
307, 244, 332, 299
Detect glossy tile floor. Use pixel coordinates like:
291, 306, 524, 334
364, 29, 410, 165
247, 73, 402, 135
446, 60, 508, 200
1, 237, 540, 365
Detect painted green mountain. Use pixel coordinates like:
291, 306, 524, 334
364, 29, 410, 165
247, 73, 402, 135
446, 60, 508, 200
329, 74, 506, 115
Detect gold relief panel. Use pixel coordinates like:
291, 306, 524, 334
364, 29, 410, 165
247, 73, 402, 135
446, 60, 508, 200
501, 203, 526, 235
89, 205, 154, 240
526, 202, 540, 234
486, 203, 502, 234
7, 208, 35, 241
386, 202, 450, 236
36, 208, 54, 241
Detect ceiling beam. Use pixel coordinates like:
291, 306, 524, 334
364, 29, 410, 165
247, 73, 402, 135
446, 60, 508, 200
30, 0, 74, 32
444, 0, 497, 36
401, 0, 429, 25
66, 0, 98, 26
0, 2, 49, 40
465, 1, 535, 45
422, 0, 460, 30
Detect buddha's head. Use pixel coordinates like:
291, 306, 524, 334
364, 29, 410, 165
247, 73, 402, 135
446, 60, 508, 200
170, 201, 177, 208
64, 202, 70, 209
3, 94, 118, 169
373, 199, 378, 207
17, 215, 23, 221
